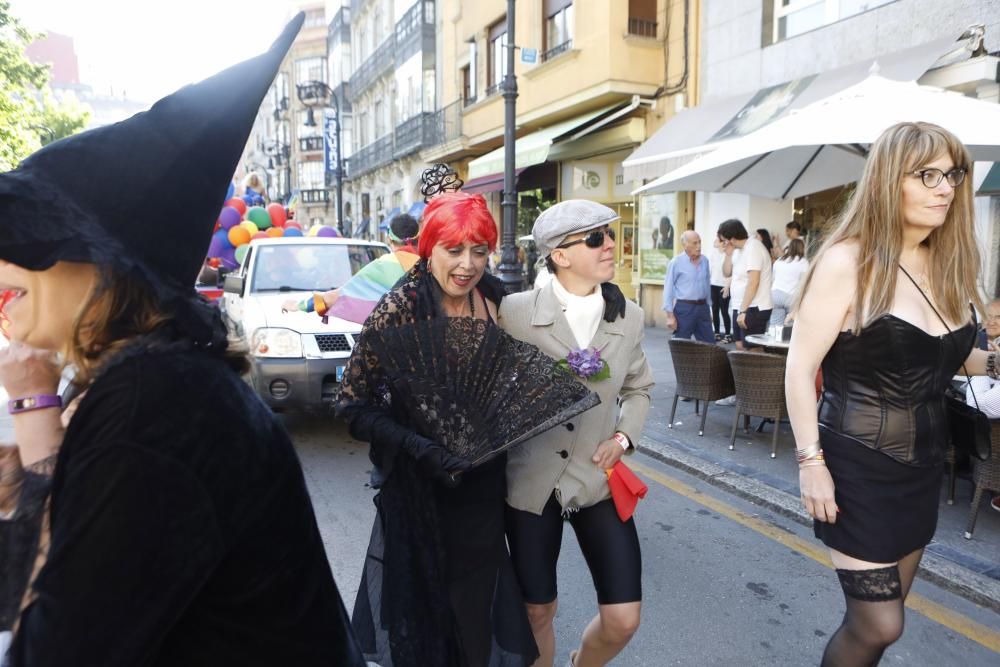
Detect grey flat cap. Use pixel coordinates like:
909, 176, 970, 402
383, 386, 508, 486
532, 199, 621, 257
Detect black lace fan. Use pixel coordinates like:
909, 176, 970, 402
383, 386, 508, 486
368, 317, 600, 468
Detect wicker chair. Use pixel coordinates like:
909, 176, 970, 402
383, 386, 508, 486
727, 350, 788, 458
963, 420, 1000, 539
667, 339, 736, 436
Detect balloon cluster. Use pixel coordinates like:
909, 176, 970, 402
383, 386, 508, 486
205, 198, 341, 269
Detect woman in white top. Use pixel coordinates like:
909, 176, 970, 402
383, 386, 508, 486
770, 238, 809, 325
708, 236, 732, 341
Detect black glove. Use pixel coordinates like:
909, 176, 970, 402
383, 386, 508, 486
601, 282, 627, 323
401, 433, 472, 487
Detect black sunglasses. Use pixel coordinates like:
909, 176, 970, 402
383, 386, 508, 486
556, 227, 616, 250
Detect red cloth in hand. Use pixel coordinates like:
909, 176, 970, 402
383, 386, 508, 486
606, 461, 648, 522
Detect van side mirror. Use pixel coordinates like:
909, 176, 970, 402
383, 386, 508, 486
223, 275, 245, 295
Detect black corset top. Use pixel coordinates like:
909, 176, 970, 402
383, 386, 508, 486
817, 314, 976, 466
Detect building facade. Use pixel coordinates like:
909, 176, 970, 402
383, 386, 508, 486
345, 0, 439, 239
420, 0, 696, 301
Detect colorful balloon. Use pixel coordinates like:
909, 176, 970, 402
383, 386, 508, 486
240, 221, 259, 235
252, 232, 268, 240
266, 226, 284, 238
218, 206, 242, 230
267, 203, 287, 227
225, 198, 247, 216
316, 226, 338, 238
246, 206, 272, 229
283, 227, 303, 237
285, 221, 302, 230
235, 244, 250, 265
225, 181, 235, 202
228, 226, 251, 247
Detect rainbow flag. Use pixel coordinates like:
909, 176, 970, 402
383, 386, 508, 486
329, 249, 419, 324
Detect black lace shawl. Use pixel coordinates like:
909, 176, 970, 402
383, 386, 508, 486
335, 261, 513, 666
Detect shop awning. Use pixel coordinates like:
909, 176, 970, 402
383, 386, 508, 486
379, 207, 402, 230
467, 105, 621, 180
622, 35, 961, 183
407, 201, 426, 217
979, 163, 1000, 196
462, 168, 526, 194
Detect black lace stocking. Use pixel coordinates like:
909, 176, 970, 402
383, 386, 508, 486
821, 564, 907, 667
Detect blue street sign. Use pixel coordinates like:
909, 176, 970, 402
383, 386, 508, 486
324, 113, 338, 177
521, 47, 538, 65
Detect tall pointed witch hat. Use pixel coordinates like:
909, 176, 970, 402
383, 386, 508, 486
0, 13, 304, 343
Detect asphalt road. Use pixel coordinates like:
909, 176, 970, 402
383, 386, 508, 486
284, 413, 1000, 667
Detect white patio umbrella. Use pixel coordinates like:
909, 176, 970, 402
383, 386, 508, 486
633, 72, 1000, 200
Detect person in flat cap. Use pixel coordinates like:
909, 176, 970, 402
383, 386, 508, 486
0, 14, 364, 666
499, 200, 654, 667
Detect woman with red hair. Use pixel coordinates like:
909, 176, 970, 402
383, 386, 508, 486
336, 191, 538, 666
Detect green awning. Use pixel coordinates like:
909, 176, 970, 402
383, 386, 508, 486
467, 105, 619, 180
979, 162, 1000, 195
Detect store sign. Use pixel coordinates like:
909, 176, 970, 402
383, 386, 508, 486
563, 162, 610, 200
323, 113, 338, 183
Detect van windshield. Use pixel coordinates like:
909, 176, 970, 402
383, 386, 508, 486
251, 244, 387, 293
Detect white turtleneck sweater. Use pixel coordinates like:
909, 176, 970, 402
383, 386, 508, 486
551, 276, 604, 349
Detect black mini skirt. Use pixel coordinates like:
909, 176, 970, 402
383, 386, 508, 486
814, 428, 943, 563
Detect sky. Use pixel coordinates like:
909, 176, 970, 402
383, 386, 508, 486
12, 0, 306, 105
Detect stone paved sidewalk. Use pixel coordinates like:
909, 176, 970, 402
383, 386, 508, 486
636, 325, 1000, 613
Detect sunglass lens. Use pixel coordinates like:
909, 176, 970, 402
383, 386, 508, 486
584, 229, 615, 248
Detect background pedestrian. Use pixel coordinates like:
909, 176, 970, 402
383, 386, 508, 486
662, 230, 714, 343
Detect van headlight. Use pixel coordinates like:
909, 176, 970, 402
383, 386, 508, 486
251, 328, 303, 358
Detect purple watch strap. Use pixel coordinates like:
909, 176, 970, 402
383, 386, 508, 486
8, 394, 62, 414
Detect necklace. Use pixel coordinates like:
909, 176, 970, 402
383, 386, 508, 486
468, 290, 476, 317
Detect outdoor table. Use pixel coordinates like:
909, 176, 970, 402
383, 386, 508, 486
743, 334, 791, 353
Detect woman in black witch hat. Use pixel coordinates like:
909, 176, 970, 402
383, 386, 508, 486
0, 14, 364, 666
337, 191, 612, 667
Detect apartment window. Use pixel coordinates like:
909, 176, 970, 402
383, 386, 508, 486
304, 9, 326, 29
374, 6, 383, 44
628, 0, 657, 38
423, 68, 435, 113
772, 0, 895, 43
340, 112, 354, 158
374, 100, 385, 137
392, 190, 403, 210
297, 160, 325, 189
358, 111, 369, 148
544, 0, 573, 53
488, 19, 507, 92
358, 27, 368, 62
295, 57, 326, 85
466, 40, 478, 102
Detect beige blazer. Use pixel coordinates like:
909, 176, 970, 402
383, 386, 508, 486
499, 284, 654, 515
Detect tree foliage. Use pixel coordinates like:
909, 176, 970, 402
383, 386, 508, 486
0, 0, 91, 168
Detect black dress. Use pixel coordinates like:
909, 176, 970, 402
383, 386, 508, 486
336, 263, 538, 667
815, 314, 976, 563
4, 344, 364, 666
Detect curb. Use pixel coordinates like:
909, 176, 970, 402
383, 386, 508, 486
637, 436, 1000, 615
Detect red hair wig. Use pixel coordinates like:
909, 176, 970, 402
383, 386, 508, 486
417, 191, 498, 258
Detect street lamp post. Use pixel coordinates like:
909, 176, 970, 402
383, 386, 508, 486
497, 0, 523, 292
297, 80, 345, 235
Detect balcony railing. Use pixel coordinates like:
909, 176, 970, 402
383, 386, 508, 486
485, 82, 502, 98
299, 136, 324, 152
395, 0, 435, 63
628, 17, 657, 38
463, 95, 477, 108
541, 40, 573, 63
425, 101, 462, 147
393, 112, 436, 158
300, 189, 330, 204
349, 33, 396, 98
346, 134, 394, 178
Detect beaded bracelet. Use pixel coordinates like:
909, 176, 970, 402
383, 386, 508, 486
987, 352, 999, 381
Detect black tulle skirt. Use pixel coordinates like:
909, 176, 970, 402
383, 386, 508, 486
352, 454, 538, 667
814, 428, 943, 563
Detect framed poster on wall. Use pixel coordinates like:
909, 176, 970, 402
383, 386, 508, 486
638, 193, 676, 283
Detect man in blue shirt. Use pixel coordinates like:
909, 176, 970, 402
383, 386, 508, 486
663, 230, 714, 343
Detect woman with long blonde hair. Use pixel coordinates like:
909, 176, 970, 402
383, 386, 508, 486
786, 121, 994, 666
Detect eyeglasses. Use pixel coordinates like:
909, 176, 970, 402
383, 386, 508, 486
985, 313, 1000, 321
556, 227, 616, 250
906, 167, 967, 189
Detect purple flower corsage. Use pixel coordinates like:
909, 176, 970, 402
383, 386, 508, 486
558, 347, 611, 381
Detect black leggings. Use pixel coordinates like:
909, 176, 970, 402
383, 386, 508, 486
505, 494, 642, 606
711, 284, 731, 335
